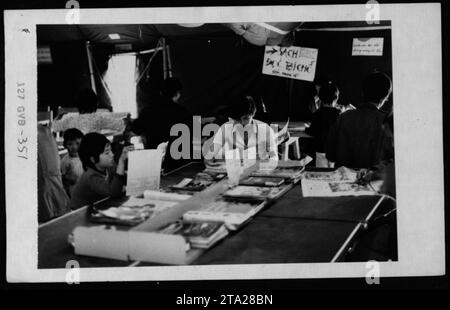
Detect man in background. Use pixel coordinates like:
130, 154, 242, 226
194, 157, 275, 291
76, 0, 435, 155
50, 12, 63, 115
325, 71, 393, 169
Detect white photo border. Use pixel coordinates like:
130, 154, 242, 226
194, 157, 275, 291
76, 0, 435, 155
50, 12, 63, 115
4, 4, 445, 282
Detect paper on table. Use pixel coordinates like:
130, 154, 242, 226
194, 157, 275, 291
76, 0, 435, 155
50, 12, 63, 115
242, 146, 257, 169
276, 119, 290, 144
301, 179, 376, 197
123, 196, 179, 214
225, 148, 243, 187
126, 149, 162, 196
303, 166, 358, 182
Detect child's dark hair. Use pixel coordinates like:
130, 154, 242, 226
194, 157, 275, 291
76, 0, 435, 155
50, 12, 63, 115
63, 128, 84, 148
76, 88, 98, 114
78, 132, 110, 171
363, 71, 392, 103
227, 95, 257, 120
161, 77, 183, 98
318, 81, 339, 105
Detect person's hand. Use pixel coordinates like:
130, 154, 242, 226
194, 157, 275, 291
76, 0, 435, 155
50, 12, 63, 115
54, 111, 67, 121
123, 113, 132, 127
116, 145, 134, 176
356, 169, 368, 180
204, 158, 221, 167
357, 169, 376, 183
119, 145, 135, 162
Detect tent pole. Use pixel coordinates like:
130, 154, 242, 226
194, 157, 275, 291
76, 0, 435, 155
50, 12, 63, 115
167, 45, 173, 78
85, 41, 97, 94
162, 37, 167, 79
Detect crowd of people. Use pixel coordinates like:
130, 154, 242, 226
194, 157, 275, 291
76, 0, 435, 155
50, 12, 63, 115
38, 71, 395, 222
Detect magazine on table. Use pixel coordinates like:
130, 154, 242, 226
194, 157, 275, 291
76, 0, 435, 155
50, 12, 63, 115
222, 185, 287, 201
89, 204, 155, 226
169, 177, 211, 192
182, 198, 264, 228
156, 220, 229, 249
169, 172, 226, 192
251, 165, 305, 181
88, 196, 180, 226
239, 176, 285, 187
302, 166, 358, 182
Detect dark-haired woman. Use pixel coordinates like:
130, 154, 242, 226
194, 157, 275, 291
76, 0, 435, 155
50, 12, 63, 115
204, 95, 278, 168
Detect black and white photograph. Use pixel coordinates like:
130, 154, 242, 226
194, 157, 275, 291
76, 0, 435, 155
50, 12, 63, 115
3, 3, 446, 285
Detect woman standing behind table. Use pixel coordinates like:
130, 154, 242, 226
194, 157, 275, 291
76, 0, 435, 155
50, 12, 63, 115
204, 95, 278, 168
305, 81, 341, 168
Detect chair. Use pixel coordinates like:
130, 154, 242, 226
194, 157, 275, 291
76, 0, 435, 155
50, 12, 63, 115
57, 106, 79, 116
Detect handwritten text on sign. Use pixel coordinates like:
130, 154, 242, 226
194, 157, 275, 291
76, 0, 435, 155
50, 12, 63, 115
352, 38, 384, 56
262, 46, 318, 82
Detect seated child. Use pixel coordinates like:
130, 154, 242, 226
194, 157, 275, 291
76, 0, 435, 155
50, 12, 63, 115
69, 132, 133, 210
60, 128, 84, 196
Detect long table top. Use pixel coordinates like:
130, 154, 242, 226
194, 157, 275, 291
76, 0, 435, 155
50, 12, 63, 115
38, 162, 387, 268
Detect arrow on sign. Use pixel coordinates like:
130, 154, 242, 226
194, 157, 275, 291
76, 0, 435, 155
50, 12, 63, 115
266, 47, 278, 55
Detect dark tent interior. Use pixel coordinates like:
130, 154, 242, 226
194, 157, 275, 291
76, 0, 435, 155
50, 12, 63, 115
37, 21, 392, 121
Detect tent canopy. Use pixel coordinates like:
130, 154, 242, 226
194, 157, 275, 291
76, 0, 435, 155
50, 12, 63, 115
37, 21, 391, 50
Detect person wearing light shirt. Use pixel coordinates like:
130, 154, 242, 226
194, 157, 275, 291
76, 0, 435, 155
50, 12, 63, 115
204, 96, 278, 168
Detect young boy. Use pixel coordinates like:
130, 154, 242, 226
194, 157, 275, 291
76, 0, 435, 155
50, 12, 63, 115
60, 128, 84, 196
69, 132, 133, 210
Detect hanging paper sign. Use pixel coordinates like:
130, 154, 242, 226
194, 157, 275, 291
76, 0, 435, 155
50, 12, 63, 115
262, 46, 318, 81
352, 38, 384, 56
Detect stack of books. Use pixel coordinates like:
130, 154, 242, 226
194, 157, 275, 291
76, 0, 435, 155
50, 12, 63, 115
156, 220, 229, 249
182, 198, 264, 229
169, 172, 226, 192
222, 185, 287, 201
251, 165, 305, 182
89, 196, 180, 226
239, 176, 285, 187
89, 203, 156, 226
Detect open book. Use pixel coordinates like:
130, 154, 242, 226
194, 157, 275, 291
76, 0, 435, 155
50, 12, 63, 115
223, 185, 287, 201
